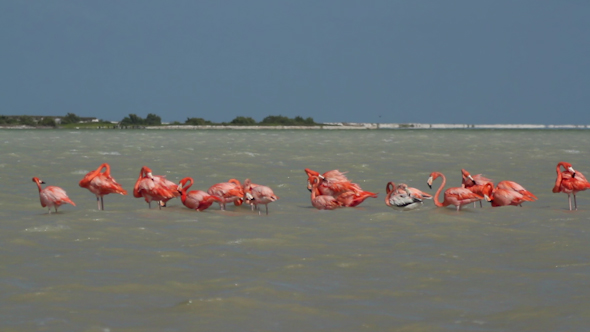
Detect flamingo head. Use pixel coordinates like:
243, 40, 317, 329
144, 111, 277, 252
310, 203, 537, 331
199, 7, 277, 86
427, 172, 442, 189
557, 162, 575, 174
32, 177, 45, 185
461, 169, 475, 183
482, 183, 494, 201
305, 169, 324, 192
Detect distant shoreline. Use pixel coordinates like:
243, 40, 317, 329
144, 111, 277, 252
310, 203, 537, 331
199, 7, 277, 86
1, 123, 588, 130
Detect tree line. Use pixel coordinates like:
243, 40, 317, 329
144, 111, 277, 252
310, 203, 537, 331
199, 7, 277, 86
120, 114, 318, 127
0, 113, 319, 127
0, 113, 88, 127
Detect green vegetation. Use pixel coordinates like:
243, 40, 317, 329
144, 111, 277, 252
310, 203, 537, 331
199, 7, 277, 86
185, 117, 214, 125
60, 113, 81, 125
184, 115, 319, 126
0, 113, 321, 129
230, 116, 257, 125
260, 115, 316, 126
119, 113, 162, 127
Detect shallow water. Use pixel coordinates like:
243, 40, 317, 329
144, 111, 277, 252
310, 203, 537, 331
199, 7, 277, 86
1, 129, 590, 331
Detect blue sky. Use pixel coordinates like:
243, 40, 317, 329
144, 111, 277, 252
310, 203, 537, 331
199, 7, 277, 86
1, 1, 589, 124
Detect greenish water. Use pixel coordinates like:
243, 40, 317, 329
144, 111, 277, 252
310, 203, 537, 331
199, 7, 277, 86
1, 129, 589, 331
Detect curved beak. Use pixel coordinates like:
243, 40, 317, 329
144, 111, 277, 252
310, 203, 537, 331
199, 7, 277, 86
427, 176, 433, 189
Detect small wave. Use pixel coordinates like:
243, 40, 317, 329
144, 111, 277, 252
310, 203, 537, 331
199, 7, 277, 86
71, 170, 89, 174
563, 150, 580, 154
99, 152, 121, 155
25, 225, 70, 232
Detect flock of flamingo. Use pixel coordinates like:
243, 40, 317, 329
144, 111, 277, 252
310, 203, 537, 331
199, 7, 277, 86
31, 161, 590, 214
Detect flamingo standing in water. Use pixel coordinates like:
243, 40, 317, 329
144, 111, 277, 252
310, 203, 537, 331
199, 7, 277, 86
385, 182, 432, 210
243, 181, 279, 215
79, 163, 127, 210
336, 189, 378, 207
32, 177, 76, 213
309, 176, 343, 210
552, 161, 590, 210
177, 177, 223, 211
427, 172, 483, 211
133, 166, 177, 209
207, 179, 245, 210
304, 168, 363, 196
461, 169, 493, 208
481, 182, 536, 207
304, 168, 377, 207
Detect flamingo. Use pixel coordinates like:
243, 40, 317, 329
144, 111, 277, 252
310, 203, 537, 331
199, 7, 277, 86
427, 172, 483, 211
207, 179, 245, 210
385, 182, 432, 210
133, 166, 177, 209
177, 177, 223, 211
496, 181, 537, 202
309, 176, 343, 210
247, 185, 279, 215
461, 169, 493, 208
305, 168, 363, 196
552, 161, 590, 210
481, 182, 536, 207
79, 163, 127, 210
336, 189, 378, 207
32, 177, 76, 213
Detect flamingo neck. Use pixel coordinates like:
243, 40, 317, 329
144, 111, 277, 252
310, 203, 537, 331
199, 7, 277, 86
178, 177, 193, 202
101, 163, 111, 176
433, 173, 446, 207
553, 164, 565, 193
384, 182, 395, 206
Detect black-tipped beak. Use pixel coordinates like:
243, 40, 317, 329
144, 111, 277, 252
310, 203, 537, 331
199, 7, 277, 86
307, 188, 312, 192
573, 172, 577, 178
427, 184, 432, 189
40, 181, 46, 184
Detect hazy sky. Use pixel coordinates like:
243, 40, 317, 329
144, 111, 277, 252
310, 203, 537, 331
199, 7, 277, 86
1, 1, 589, 124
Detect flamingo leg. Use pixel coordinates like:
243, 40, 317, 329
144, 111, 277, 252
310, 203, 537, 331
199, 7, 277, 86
265, 204, 269, 215
48, 207, 52, 214
568, 194, 572, 211
101, 196, 104, 210
574, 194, 578, 210
148, 201, 152, 209
456, 205, 460, 212
97, 196, 101, 210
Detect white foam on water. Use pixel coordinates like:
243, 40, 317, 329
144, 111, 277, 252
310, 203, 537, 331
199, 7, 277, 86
25, 225, 70, 232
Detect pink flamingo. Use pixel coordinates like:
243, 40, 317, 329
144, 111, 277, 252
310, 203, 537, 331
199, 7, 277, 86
481, 182, 536, 207
552, 161, 590, 210
305, 168, 363, 196
248, 185, 279, 215
79, 163, 127, 210
427, 172, 483, 211
32, 177, 76, 213
385, 182, 432, 210
207, 179, 245, 210
133, 166, 177, 209
336, 190, 378, 207
461, 169, 493, 208
309, 176, 343, 210
177, 177, 223, 211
